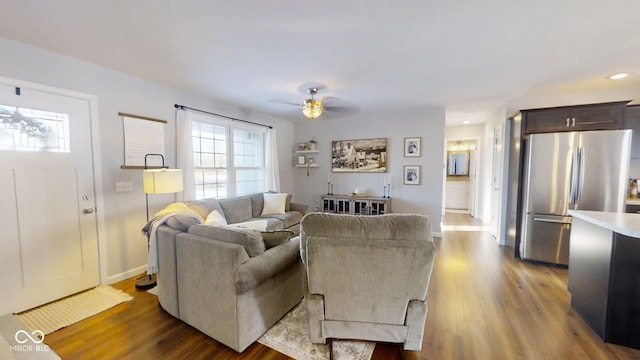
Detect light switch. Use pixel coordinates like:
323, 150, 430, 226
116, 181, 133, 192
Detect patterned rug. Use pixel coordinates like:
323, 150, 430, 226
16, 286, 133, 335
258, 300, 375, 360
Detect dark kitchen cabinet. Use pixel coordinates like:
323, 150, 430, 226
626, 205, 640, 214
522, 101, 628, 134
625, 105, 640, 161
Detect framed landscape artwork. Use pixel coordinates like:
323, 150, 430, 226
404, 165, 421, 185
404, 137, 421, 157
331, 138, 387, 173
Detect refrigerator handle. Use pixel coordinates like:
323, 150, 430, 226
569, 148, 578, 208
577, 145, 585, 206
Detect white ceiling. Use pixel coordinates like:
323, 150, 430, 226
1, 1, 639, 125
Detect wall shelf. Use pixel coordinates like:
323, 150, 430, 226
295, 163, 320, 168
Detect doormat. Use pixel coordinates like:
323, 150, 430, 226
15, 286, 132, 335
258, 300, 375, 360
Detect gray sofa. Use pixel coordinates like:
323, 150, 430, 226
154, 193, 307, 352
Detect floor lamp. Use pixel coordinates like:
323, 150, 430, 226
136, 154, 184, 288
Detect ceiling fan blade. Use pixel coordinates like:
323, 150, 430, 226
324, 105, 360, 114
270, 99, 302, 107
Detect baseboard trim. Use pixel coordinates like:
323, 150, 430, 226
103, 265, 147, 285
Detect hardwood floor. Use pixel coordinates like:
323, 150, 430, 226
441, 212, 487, 231
44, 230, 640, 359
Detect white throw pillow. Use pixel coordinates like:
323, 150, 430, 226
205, 210, 228, 227
224, 219, 268, 231
262, 192, 288, 215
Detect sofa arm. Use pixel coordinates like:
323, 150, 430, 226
175, 232, 252, 350
290, 202, 308, 215
235, 237, 301, 293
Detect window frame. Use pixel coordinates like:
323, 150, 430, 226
191, 114, 267, 199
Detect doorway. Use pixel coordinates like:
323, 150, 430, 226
444, 139, 478, 215
0, 79, 102, 313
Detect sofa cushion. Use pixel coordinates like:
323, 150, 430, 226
235, 236, 301, 292
262, 193, 288, 215
259, 211, 303, 229
246, 217, 284, 230
224, 219, 268, 231
261, 230, 294, 249
188, 224, 265, 257
219, 197, 253, 224
249, 193, 264, 218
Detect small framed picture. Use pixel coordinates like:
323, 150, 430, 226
297, 142, 309, 151
404, 137, 421, 157
404, 165, 421, 185
297, 155, 306, 165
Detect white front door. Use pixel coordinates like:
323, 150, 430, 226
0, 82, 100, 314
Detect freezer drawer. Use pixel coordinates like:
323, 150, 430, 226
522, 214, 571, 265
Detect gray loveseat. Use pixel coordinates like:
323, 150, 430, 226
154, 193, 307, 352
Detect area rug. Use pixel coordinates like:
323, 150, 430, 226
258, 300, 375, 360
16, 286, 133, 335
0, 313, 61, 359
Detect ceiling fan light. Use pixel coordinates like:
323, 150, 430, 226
302, 99, 323, 118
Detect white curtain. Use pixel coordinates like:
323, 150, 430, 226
265, 128, 280, 192
176, 108, 196, 201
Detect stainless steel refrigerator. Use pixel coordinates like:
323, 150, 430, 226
520, 129, 631, 265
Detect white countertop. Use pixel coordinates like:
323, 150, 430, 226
568, 210, 640, 238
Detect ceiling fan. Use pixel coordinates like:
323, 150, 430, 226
274, 87, 359, 119
301, 88, 323, 118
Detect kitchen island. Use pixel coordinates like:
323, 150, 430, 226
567, 210, 640, 349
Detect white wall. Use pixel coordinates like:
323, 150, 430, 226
293, 108, 445, 234
0, 37, 296, 283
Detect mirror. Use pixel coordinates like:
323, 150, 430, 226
447, 151, 469, 177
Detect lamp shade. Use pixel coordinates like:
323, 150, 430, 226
143, 169, 184, 194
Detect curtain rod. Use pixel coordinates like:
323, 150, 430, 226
174, 104, 273, 129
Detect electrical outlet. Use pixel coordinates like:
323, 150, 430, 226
116, 181, 133, 192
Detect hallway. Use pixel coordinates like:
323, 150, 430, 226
441, 212, 487, 232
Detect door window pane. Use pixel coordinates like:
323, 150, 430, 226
0, 105, 70, 152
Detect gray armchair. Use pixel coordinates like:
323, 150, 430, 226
300, 212, 436, 353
